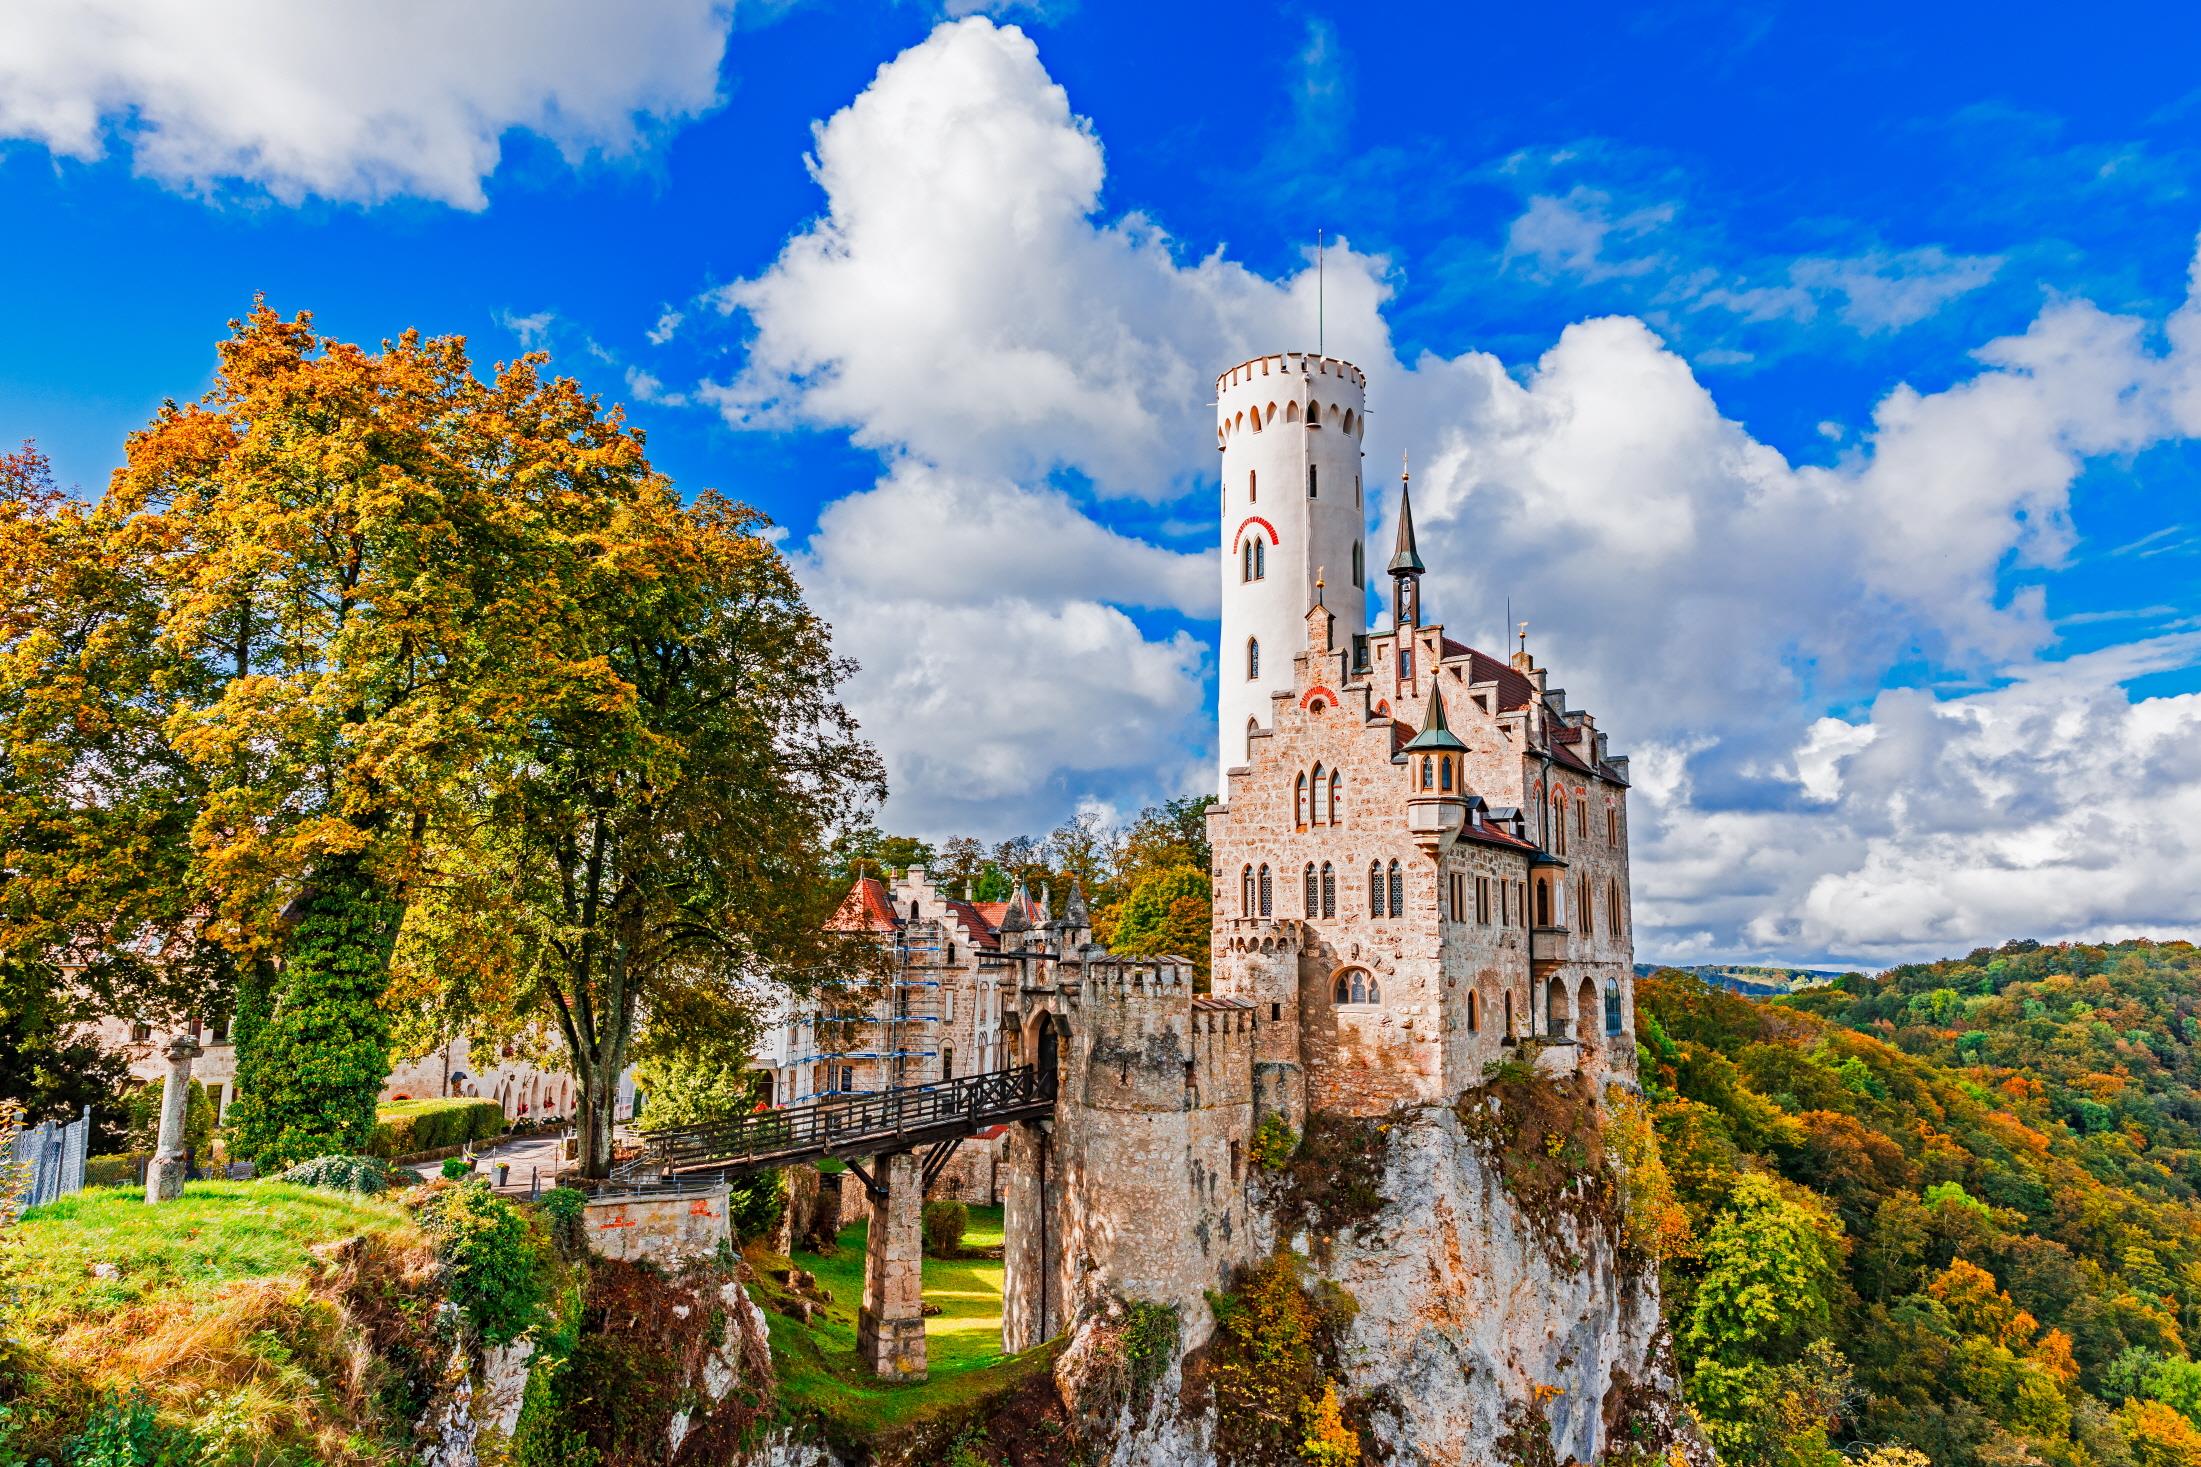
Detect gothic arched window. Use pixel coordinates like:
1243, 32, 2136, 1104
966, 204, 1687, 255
1320, 861, 1336, 917
1246, 717, 1259, 761
1240, 864, 1254, 917
1604, 980, 1624, 1036
1328, 770, 1342, 824
1258, 863, 1273, 917
1295, 772, 1309, 827
1333, 967, 1378, 1006
1369, 861, 1384, 919
1351, 540, 1363, 586
1310, 763, 1329, 823
1386, 860, 1404, 917
1467, 989, 1481, 1032
1247, 638, 1260, 680
1303, 862, 1318, 915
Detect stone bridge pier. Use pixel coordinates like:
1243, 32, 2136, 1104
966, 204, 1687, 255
856, 1150, 927, 1380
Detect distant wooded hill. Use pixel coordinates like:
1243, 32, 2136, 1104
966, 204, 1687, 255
1638, 937, 2201, 1467
1635, 961, 1854, 995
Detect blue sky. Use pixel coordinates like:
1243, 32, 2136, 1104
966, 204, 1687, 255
5, 0, 2200, 967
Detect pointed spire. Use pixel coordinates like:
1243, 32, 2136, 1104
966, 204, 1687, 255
1063, 875, 1090, 927
1403, 687, 1467, 752
1388, 453, 1425, 576
1000, 880, 1032, 932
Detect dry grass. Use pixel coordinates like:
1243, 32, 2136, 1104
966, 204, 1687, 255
5, 1181, 444, 1465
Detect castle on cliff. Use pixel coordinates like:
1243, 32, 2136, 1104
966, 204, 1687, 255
767, 354, 1640, 1385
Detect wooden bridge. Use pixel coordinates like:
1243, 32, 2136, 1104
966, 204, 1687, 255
617, 1063, 1054, 1196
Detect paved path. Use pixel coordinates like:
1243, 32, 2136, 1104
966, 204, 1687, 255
406, 1128, 570, 1195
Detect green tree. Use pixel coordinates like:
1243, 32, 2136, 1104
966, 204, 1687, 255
1117, 795, 1213, 887
634, 1028, 764, 1129
1105, 866, 1212, 985
420, 491, 883, 1177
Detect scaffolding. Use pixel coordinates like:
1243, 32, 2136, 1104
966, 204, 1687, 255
793, 919, 946, 1103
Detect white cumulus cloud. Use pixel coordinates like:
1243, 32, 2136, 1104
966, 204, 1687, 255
715, 16, 2201, 963
0, 0, 737, 207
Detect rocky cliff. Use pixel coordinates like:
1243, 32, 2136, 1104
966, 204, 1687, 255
1056, 1080, 1694, 1467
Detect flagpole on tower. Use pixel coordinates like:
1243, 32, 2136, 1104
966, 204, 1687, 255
1317, 227, 1325, 356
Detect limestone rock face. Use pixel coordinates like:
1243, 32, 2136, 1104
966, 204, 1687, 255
1076, 1102, 1691, 1467
1291, 1104, 1683, 1465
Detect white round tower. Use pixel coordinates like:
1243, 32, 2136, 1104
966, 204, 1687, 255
1215, 353, 1370, 789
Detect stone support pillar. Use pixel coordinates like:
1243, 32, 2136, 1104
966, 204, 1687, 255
856, 1151, 927, 1380
145, 1034, 201, 1205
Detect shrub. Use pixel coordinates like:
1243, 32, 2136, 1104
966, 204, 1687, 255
279, 1154, 391, 1194
367, 1098, 506, 1159
1122, 1300, 1181, 1415
728, 1169, 786, 1243
121, 1079, 215, 1158
922, 1198, 968, 1258
1201, 1251, 1359, 1466
537, 1186, 588, 1255
1250, 1112, 1298, 1170
59, 1390, 200, 1467
418, 1180, 544, 1345
441, 1156, 475, 1181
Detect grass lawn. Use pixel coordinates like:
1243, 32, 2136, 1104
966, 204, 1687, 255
752, 1203, 1058, 1440
10, 1181, 417, 1328
5, 1181, 434, 1467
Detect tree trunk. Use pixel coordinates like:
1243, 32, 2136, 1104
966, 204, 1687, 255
580, 1064, 617, 1180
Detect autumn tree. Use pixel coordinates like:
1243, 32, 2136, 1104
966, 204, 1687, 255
418, 491, 884, 1177
0, 442, 209, 1136
1105, 866, 1212, 985
105, 305, 703, 1163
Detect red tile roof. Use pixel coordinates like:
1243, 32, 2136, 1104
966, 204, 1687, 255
829, 876, 901, 934
1460, 816, 1539, 853
1441, 639, 1537, 711
943, 899, 1002, 950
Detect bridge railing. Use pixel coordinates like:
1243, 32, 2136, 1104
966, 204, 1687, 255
634, 1064, 1049, 1174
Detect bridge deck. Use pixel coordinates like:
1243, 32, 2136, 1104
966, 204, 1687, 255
622, 1064, 1053, 1182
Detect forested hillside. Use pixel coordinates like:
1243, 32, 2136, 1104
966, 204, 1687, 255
1641, 938, 2201, 1467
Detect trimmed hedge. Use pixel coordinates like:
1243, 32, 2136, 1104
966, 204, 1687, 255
368, 1098, 506, 1159
83, 1153, 142, 1189
279, 1154, 391, 1194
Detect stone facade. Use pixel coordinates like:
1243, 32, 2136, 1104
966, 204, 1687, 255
1206, 524, 1640, 1117
582, 1181, 732, 1265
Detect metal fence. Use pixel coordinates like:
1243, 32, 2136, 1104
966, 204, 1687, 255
624, 1064, 1053, 1180
9, 1105, 90, 1212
